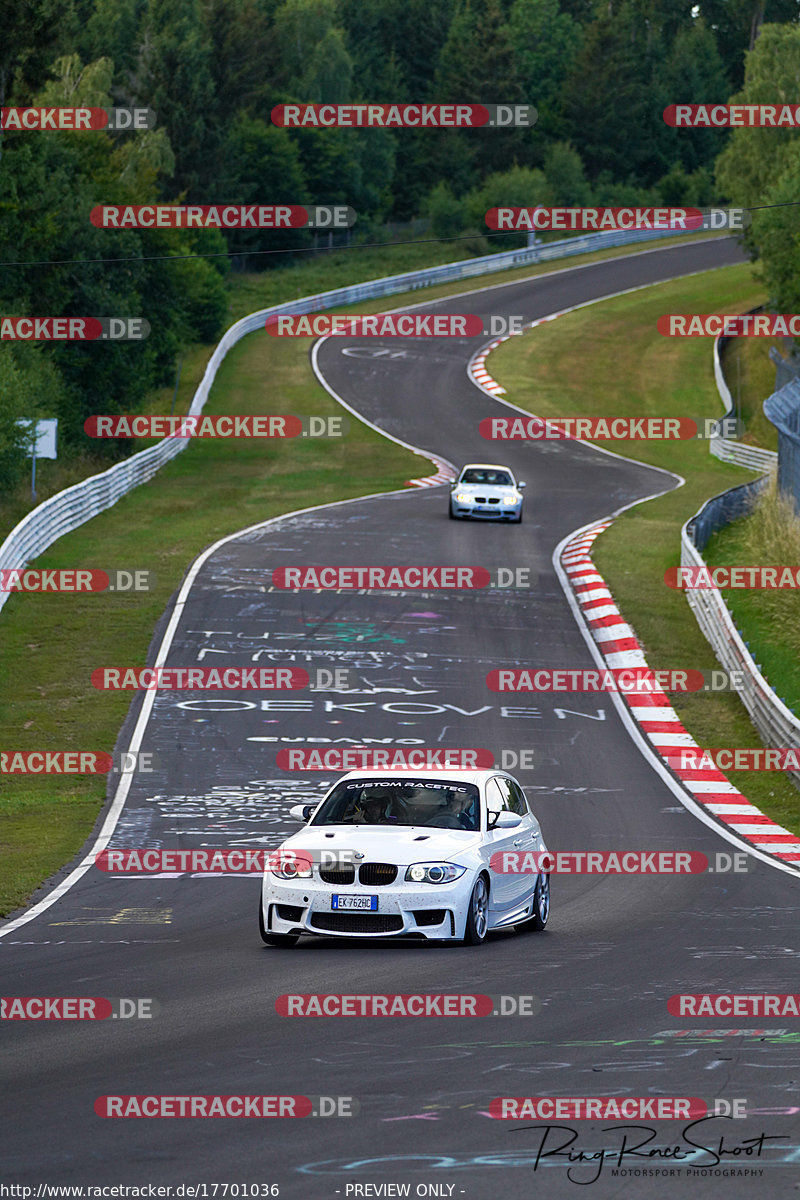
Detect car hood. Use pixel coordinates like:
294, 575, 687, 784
281, 824, 482, 865
454, 483, 518, 498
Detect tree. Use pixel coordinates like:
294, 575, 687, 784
562, 4, 672, 186
0, 346, 62, 494
435, 0, 527, 175
697, 0, 800, 89
425, 181, 467, 238
0, 0, 78, 110
716, 23, 800, 206
541, 141, 592, 204
272, 0, 353, 97
659, 18, 730, 174
202, 0, 279, 125
80, 0, 146, 81
137, 0, 220, 198
715, 24, 800, 317
339, 0, 456, 100
0, 50, 228, 451
465, 163, 549, 230
507, 0, 582, 142
656, 161, 715, 205
219, 114, 312, 266
753, 149, 800, 314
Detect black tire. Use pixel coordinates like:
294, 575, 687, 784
259, 896, 300, 947
513, 508, 523, 524
516, 871, 550, 932
448, 505, 459, 520
463, 874, 490, 945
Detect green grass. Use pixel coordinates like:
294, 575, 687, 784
0, 332, 424, 916
0, 228, 725, 536
0, 228, 739, 915
488, 261, 800, 836
720, 334, 780, 452
685, 322, 800, 729
225, 230, 727, 323
704, 477, 800, 717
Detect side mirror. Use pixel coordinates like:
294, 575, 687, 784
490, 810, 523, 830
289, 803, 313, 821
518, 481, 527, 490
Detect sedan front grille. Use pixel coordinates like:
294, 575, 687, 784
319, 864, 356, 885
358, 862, 398, 886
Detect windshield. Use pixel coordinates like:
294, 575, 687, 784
310, 778, 481, 832
460, 469, 513, 486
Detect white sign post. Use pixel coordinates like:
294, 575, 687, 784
16, 418, 58, 499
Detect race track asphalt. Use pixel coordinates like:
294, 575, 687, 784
3, 236, 799, 1198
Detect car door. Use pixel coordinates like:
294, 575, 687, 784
483, 776, 531, 911
503, 775, 543, 905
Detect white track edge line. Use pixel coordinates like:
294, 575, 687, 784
0, 484, 432, 937
0, 239, 748, 934
553, 522, 800, 881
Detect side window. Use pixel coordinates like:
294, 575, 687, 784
507, 778, 529, 815
494, 776, 523, 815
485, 777, 507, 824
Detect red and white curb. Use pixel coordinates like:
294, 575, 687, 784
562, 522, 800, 867
468, 314, 567, 398
470, 337, 509, 395
406, 455, 456, 488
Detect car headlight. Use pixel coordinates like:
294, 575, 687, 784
405, 862, 466, 884
454, 492, 471, 503
268, 849, 313, 879
502, 494, 519, 505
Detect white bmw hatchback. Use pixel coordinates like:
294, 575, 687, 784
449, 463, 525, 522
259, 769, 550, 947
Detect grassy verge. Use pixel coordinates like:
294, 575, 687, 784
720, 334, 780, 451
696, 324, 800, 762
488, 261, 800, 835
0, 230, 725, 534
226, 231, 726, 321
704, 478, 800, 716
0, 333, 424, 916
0, 229, 740, 915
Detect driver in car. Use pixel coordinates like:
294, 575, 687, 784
352, 789, 394, 824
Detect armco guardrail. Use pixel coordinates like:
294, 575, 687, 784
764, 377, 800, 510
0, 223, 714, 616
680, 323, 799, 789
681, 482, 800, 788
711, 323, 777, 473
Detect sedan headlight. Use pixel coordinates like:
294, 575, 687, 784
405, 862, 466, 884
502, 494, 520, 505
268, 849, 313, 879
453, 492, 471, 503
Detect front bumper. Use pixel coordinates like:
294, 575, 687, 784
450, 499, 521, 520
261, 875, 472, 940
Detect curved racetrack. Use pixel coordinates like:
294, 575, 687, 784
3, 237, 799, 1198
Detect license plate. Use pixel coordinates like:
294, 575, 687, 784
475, 506, 493, 513
332, 895, 378, 911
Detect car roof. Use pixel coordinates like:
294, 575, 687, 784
335, 768, 509, 786
459, 463, 515, 472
